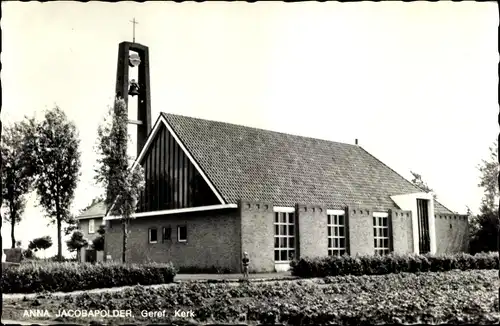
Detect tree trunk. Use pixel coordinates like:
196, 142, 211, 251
497, 130, 500, 311
10, 209, 16, 248
122, 219, 128, 263
57, 217, 62, 261
56, 199, 62, 262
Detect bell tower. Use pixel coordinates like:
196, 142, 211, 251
115, 38, 152, 157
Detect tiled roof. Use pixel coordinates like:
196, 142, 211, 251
78, 201, 106, 218
162, 112, 453, 214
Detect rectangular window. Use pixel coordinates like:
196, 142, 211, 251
162, 227, 172, 242
149, 228, 158, 243
373, 213, 390, 255
327, 212, 347, 256
274, 211, 295, 262
88, 219, 95, 234
177, 225, 187, 242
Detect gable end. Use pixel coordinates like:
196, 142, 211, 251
132, 115, 226, 213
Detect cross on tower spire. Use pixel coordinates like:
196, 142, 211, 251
130, 18, 139, 43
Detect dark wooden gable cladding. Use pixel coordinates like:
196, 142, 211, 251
137, 123, 220, 213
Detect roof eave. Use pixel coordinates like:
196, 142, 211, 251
76, 214, 104, 220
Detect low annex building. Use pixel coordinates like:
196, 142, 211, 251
77, 113, 468, 272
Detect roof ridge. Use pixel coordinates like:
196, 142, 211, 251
161, 112, 359, 148
358, 147, 454, 214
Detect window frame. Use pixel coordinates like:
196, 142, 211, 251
88, 219, 95, 234
373, 212, 391, 255
273, 208, 296, 263
177, 225, 187, 243
162, 226, 172, 243
327, 210, 347, 256
149, 228, 158, 244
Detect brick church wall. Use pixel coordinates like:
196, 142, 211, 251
105, 208, 241, 272
239, 200, 275, 273
434, 214, 469, 253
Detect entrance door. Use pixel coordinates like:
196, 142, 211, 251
417, 199, 430, 254
86, 249, 97, 263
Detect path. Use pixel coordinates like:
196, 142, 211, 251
176, 271, 294, 281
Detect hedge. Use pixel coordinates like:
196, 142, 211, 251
1, 261, 177, 294
290, 252, 499, 277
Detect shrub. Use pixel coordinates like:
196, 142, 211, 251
28, 236, 53, 252
66, 230, 89, 253
1, 261, 177, 294
21, 248, 35, 260
291, 252, 499, 278
48, 255, 77, 262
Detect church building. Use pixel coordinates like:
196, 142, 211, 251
76, 41, 469, 272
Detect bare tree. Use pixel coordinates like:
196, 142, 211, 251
410, 171, 436, 200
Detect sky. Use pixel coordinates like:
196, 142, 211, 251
1, 1, 498, 257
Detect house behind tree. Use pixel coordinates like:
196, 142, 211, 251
77, 201, 105, 263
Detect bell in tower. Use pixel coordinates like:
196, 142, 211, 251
128, 79, 140, 96
129, 52, 141, 67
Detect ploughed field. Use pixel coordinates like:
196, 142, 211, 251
3, 269, 500, 325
